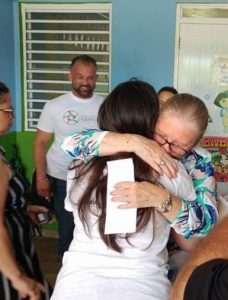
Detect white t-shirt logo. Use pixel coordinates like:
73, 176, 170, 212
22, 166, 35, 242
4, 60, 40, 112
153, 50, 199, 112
63, 110, 80, 125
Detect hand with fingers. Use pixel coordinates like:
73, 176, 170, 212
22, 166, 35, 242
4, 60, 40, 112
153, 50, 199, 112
36, 177, 52, 200
11, 273, 46, 300
26, 204, 51, 225
110, 181, 167, 209
131, 135, 177, 178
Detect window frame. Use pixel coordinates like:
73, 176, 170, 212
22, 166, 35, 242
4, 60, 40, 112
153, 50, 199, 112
20, 2, 112, 131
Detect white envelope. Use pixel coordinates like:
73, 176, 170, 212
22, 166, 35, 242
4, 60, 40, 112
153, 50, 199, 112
105, 158, 137, 234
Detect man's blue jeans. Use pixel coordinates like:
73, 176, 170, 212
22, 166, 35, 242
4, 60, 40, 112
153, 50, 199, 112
50, 176, 74, 256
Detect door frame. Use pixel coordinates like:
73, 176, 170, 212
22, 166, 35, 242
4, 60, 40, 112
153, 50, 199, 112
174, 3, 228, 89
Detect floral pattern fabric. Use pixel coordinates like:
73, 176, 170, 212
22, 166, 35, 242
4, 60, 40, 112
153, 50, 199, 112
171, 147, 217, 238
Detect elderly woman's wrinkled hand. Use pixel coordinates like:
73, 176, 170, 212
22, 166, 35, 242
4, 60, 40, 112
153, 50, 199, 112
111, 181, 167, 209
131, 135, 177, 178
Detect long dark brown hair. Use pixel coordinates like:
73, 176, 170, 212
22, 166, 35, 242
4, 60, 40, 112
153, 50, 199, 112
70, 79, 160, 252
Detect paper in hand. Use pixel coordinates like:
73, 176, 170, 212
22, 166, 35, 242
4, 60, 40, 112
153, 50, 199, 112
105, 158, 136, 234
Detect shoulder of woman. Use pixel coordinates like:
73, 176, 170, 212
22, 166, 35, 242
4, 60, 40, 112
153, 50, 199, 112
0, 157, 12, 180
191, 146, 212, 159
159, 160, 196, 201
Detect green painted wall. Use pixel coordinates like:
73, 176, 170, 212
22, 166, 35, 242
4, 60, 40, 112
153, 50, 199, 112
0, 132, 16, 159
0, 131, 36, 180
16, 132, 36, 180
0, 131, 53, 181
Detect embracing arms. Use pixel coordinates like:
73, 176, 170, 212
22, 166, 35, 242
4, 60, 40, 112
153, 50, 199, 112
62, 130, 177, 178
61, 130, 218, 239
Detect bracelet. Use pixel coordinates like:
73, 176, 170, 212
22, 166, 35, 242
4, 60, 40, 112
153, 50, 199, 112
157, 190, 173, 213
36, 176, 48, 182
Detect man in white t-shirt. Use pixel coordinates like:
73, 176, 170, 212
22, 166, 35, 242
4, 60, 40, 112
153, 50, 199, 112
34, 55, 104, 256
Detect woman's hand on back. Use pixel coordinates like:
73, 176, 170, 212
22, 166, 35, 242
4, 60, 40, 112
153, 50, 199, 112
130, 135, 177, 178
110, 181, 167, 209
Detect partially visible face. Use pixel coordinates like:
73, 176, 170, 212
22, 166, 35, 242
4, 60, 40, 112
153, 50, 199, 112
154, 114, 198, 159
158, 91, 175, 106
69, 61, 97, 99
0, 93, 14, 135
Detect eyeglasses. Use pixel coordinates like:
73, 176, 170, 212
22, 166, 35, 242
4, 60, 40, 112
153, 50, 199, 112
154, 132, 189, 155
0, 107, 14, 114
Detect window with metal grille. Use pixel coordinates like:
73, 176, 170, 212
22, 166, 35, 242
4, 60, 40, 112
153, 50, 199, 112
21, 3, 112, 131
